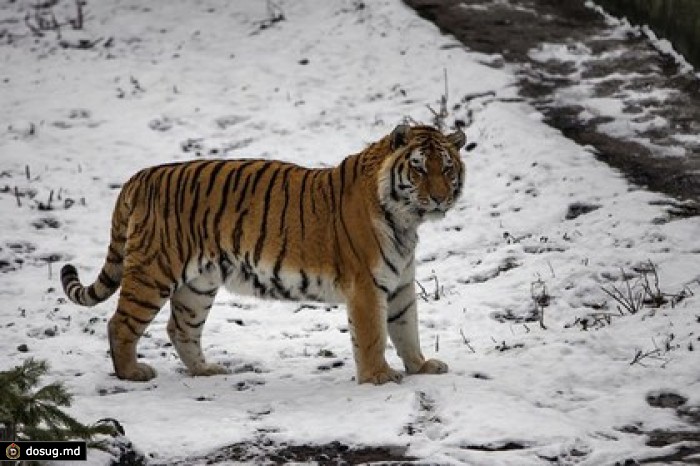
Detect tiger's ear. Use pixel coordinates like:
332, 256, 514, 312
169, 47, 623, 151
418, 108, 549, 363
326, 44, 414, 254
446, 129, 467, 150
390, 124, 410, 151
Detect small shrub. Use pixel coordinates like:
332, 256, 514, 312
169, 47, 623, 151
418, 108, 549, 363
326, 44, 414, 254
0, 358, 114, 442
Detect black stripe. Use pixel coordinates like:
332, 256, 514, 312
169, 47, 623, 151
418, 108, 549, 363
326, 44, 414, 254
107, 244, 122, 263
271, 235, 292, 299
231, 161, 253, 193
175, 165, 196, 264
155, 255, 176, 284
176, 164, 192, 214
122, 318, 140, 337
116, 308, 153, 325
232, 208, 249, 257
185, 318, 206, 329
241, 252, 272, 298
167, 167, 188, 267
299, 269, 310, 295
98, 269, 119, 289
387, 302, 412, 323
270, 277, 293, 300
204, 160, 230, 197
134, 178, 159, 254
170, 308, 184, 332
61, 264, 77, 280
140, 164, 167, 187
250, 162, 274, 194
144, 180, 158, 220
339, 209, 361, 262
189, 160, 210, 193
212, 166, 238, 247
390, 160, 400, 202
193, 207, 210, 267
253, 166, 283, 265
66, 282, 81, 294
122, 294, 162, 312
372, 276, 389, 295
332, 254, 341, 287
338, 157, 349, 201
105, 256, 123, 265
309, 170, 321, 215
87, 286, 100, 303
272, 234, 287, 280
327, 169, 336, 209
298, 170, 311, 239
161, 166, 176, 219
129, 268, 170, 291
172, 301, 197, 319
234, 167, 255, 213
186, 282, 218, 297
382, 208, 406, 253
334, 158, 362, 262
187, 173, 204, 260
375, 238, 398, 276
279, 167, 292, 235
388, 282, 411, 302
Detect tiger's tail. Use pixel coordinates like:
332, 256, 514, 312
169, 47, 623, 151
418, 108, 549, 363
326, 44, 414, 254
61, 189, 130, 307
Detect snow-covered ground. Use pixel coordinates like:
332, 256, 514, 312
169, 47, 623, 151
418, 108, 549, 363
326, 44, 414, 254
528, 4, 698, 159
1, 0, 699, 464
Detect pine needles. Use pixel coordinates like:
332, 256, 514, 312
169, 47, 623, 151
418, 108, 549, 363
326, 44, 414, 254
0, 358, 115, 443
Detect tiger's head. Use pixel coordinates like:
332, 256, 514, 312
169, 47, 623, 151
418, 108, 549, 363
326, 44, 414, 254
378, 124, 469, 223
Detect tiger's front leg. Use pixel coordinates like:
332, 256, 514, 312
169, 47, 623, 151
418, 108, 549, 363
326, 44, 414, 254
346, 280, 403, 384
387, 264, 448, 376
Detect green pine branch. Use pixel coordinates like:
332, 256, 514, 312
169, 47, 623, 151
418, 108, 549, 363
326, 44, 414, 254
0, 358, 117, 443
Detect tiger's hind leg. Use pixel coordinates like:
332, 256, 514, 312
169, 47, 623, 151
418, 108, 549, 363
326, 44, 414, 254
108, 270, 169, 381
167, 281, 228, 377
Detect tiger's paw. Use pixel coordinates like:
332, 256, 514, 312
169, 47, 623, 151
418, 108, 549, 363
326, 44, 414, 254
418, 358, 449, 375
358, 366, 404, 385
117, 362, 157, 382
190, 363, 229, 377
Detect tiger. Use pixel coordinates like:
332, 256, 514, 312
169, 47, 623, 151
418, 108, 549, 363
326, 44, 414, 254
61, 124, 469, 385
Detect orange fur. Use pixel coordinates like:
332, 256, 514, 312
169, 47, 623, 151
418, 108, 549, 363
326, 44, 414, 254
61, 125, 468, 383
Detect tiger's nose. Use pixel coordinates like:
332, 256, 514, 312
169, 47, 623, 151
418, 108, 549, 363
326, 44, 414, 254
430, 193, 450, 206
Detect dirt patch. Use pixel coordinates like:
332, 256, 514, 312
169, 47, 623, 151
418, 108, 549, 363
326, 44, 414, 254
160, 439, 416, 465
404, 0, 700, 204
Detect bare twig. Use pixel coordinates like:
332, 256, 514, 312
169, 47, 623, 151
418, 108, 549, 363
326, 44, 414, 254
24, 12, 44, 37
629, 348, 662, 366
24, 0, 85, 39
431, 274, 442, 301
459, 328, 475, 353
71, 0, 85, 29
254, 0, 285, 31
415, 279, 429, 302
415, 274, 443, 302
530, 278, 550, 330
601, 268, 644, 315
426, 68, 450, 131
600, 262, 691, 316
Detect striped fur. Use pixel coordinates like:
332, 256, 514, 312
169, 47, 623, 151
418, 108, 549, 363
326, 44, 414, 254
61, 124, 468, 384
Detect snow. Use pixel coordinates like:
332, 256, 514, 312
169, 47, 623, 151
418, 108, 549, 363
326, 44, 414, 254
530, 3, 697, 159
586, 0, 695, 75
1, 0, 699, 464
